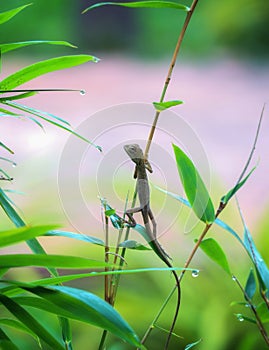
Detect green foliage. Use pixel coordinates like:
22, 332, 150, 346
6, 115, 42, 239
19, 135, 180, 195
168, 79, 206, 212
153, 100, 183, 111
198, 238, 231, 275
0, 4, 31, 25
83, 1, 190, 13
1, 1, 268, 349
172, 143, 215, 224
245, 268, 256, 301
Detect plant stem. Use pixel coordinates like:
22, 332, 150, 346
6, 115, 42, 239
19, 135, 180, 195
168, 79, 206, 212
233, 275, 269, 347
98, 330, 108, 350
98, 216, 110, 350
139, 201, 224, 347
104, 215, 110, 302
144, 0, 200, 160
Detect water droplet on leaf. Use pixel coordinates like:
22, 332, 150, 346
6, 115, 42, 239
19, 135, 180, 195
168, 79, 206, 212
80, 89, 86, 95
191, 270, 199, 278
12, 163, 17, 168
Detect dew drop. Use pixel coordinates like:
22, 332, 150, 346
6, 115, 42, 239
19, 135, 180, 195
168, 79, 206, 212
232, 275, 237, 281
12, 163, 17, 168
80, 89, 86, 96
239, 316, 244, 322
191, 269, 199, 278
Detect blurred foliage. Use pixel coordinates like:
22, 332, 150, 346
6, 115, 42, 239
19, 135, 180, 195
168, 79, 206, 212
1, 0, 269, 58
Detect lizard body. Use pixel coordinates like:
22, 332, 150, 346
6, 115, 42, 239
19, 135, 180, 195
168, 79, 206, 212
124, 143, 181, 350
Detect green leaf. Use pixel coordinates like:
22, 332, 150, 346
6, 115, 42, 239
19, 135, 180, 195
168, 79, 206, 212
185, 339, 202, 350
0, 168, 13, 181
245, 268, 256, 300
244, 228, 269, 292
0, 91, 37, 101
221, 167, 255, 205
0, 225, 58, 248
0, 189, 58, 278
0, 318, 39, 342
0, 188, 25, 227
0, 327, 19, 350
153, 100, 183, 111
29, 267, 184, 286
155, 185, 244, 245
17, 284, 142, 347
257, 302, 269, 323
45, 230, 104, 246
83, 1, 190, 13
0, 141, 14, 154
234, 313, 256, 324
132, 224, 171, 262
3, 100, 102, 151
0, 55, 99, 90
101, 200, 125, 229
0, 41, 76, 54
0, 267, 185, 297
0, 254, 109, 269
198, 238, 231, 274
119, 239, 151, 250
0, 157, 16, 166
0, 294, 65, 350
172, 144, 215, 223
105, 209, 116, 216
0, 4, 31, 25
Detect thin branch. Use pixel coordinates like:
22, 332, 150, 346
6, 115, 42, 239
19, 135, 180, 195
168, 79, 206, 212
144, 0, 200, 160
232, 275, 269, 346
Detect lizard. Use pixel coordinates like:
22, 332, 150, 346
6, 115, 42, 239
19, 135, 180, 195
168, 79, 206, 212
124, 143, 181, 350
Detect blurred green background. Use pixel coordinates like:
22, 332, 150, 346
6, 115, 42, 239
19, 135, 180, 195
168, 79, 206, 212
1, 0, 269, 58
1, 1, 269, 349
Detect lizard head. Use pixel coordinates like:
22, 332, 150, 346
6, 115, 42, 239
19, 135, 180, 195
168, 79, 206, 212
124, 144, 144, 163
124, 144, 153, 173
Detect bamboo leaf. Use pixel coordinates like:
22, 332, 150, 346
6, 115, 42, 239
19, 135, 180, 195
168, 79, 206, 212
0, 141, 14, 154
172, 144, 215, 223
257, 303, 269, 323
0, 41, 76, 54
16, 284, 142, 347
0, 91, 37, 101
0, 225, 58, 248
0, 254, 109, 269
119, 239, 151, 250
155, 185, 244, 244
153, 100, 183, 111
244, 268, 256, 301
0, 294, 64, 350
0, 327, 19, 350
0, 4, 31, 25
185, 339, 202, 350
83, 1, 190, 13
0, 55, 99, 90
0, 318, 39, 342
198, 238, 231, 274
132, 224, 171, 262
244, 228, 269, 292
45, 230, 104, 246
221, 167, 255, 205
3, 101, 102, 151
0, 188, 58, 277
235, 313, 256, 324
